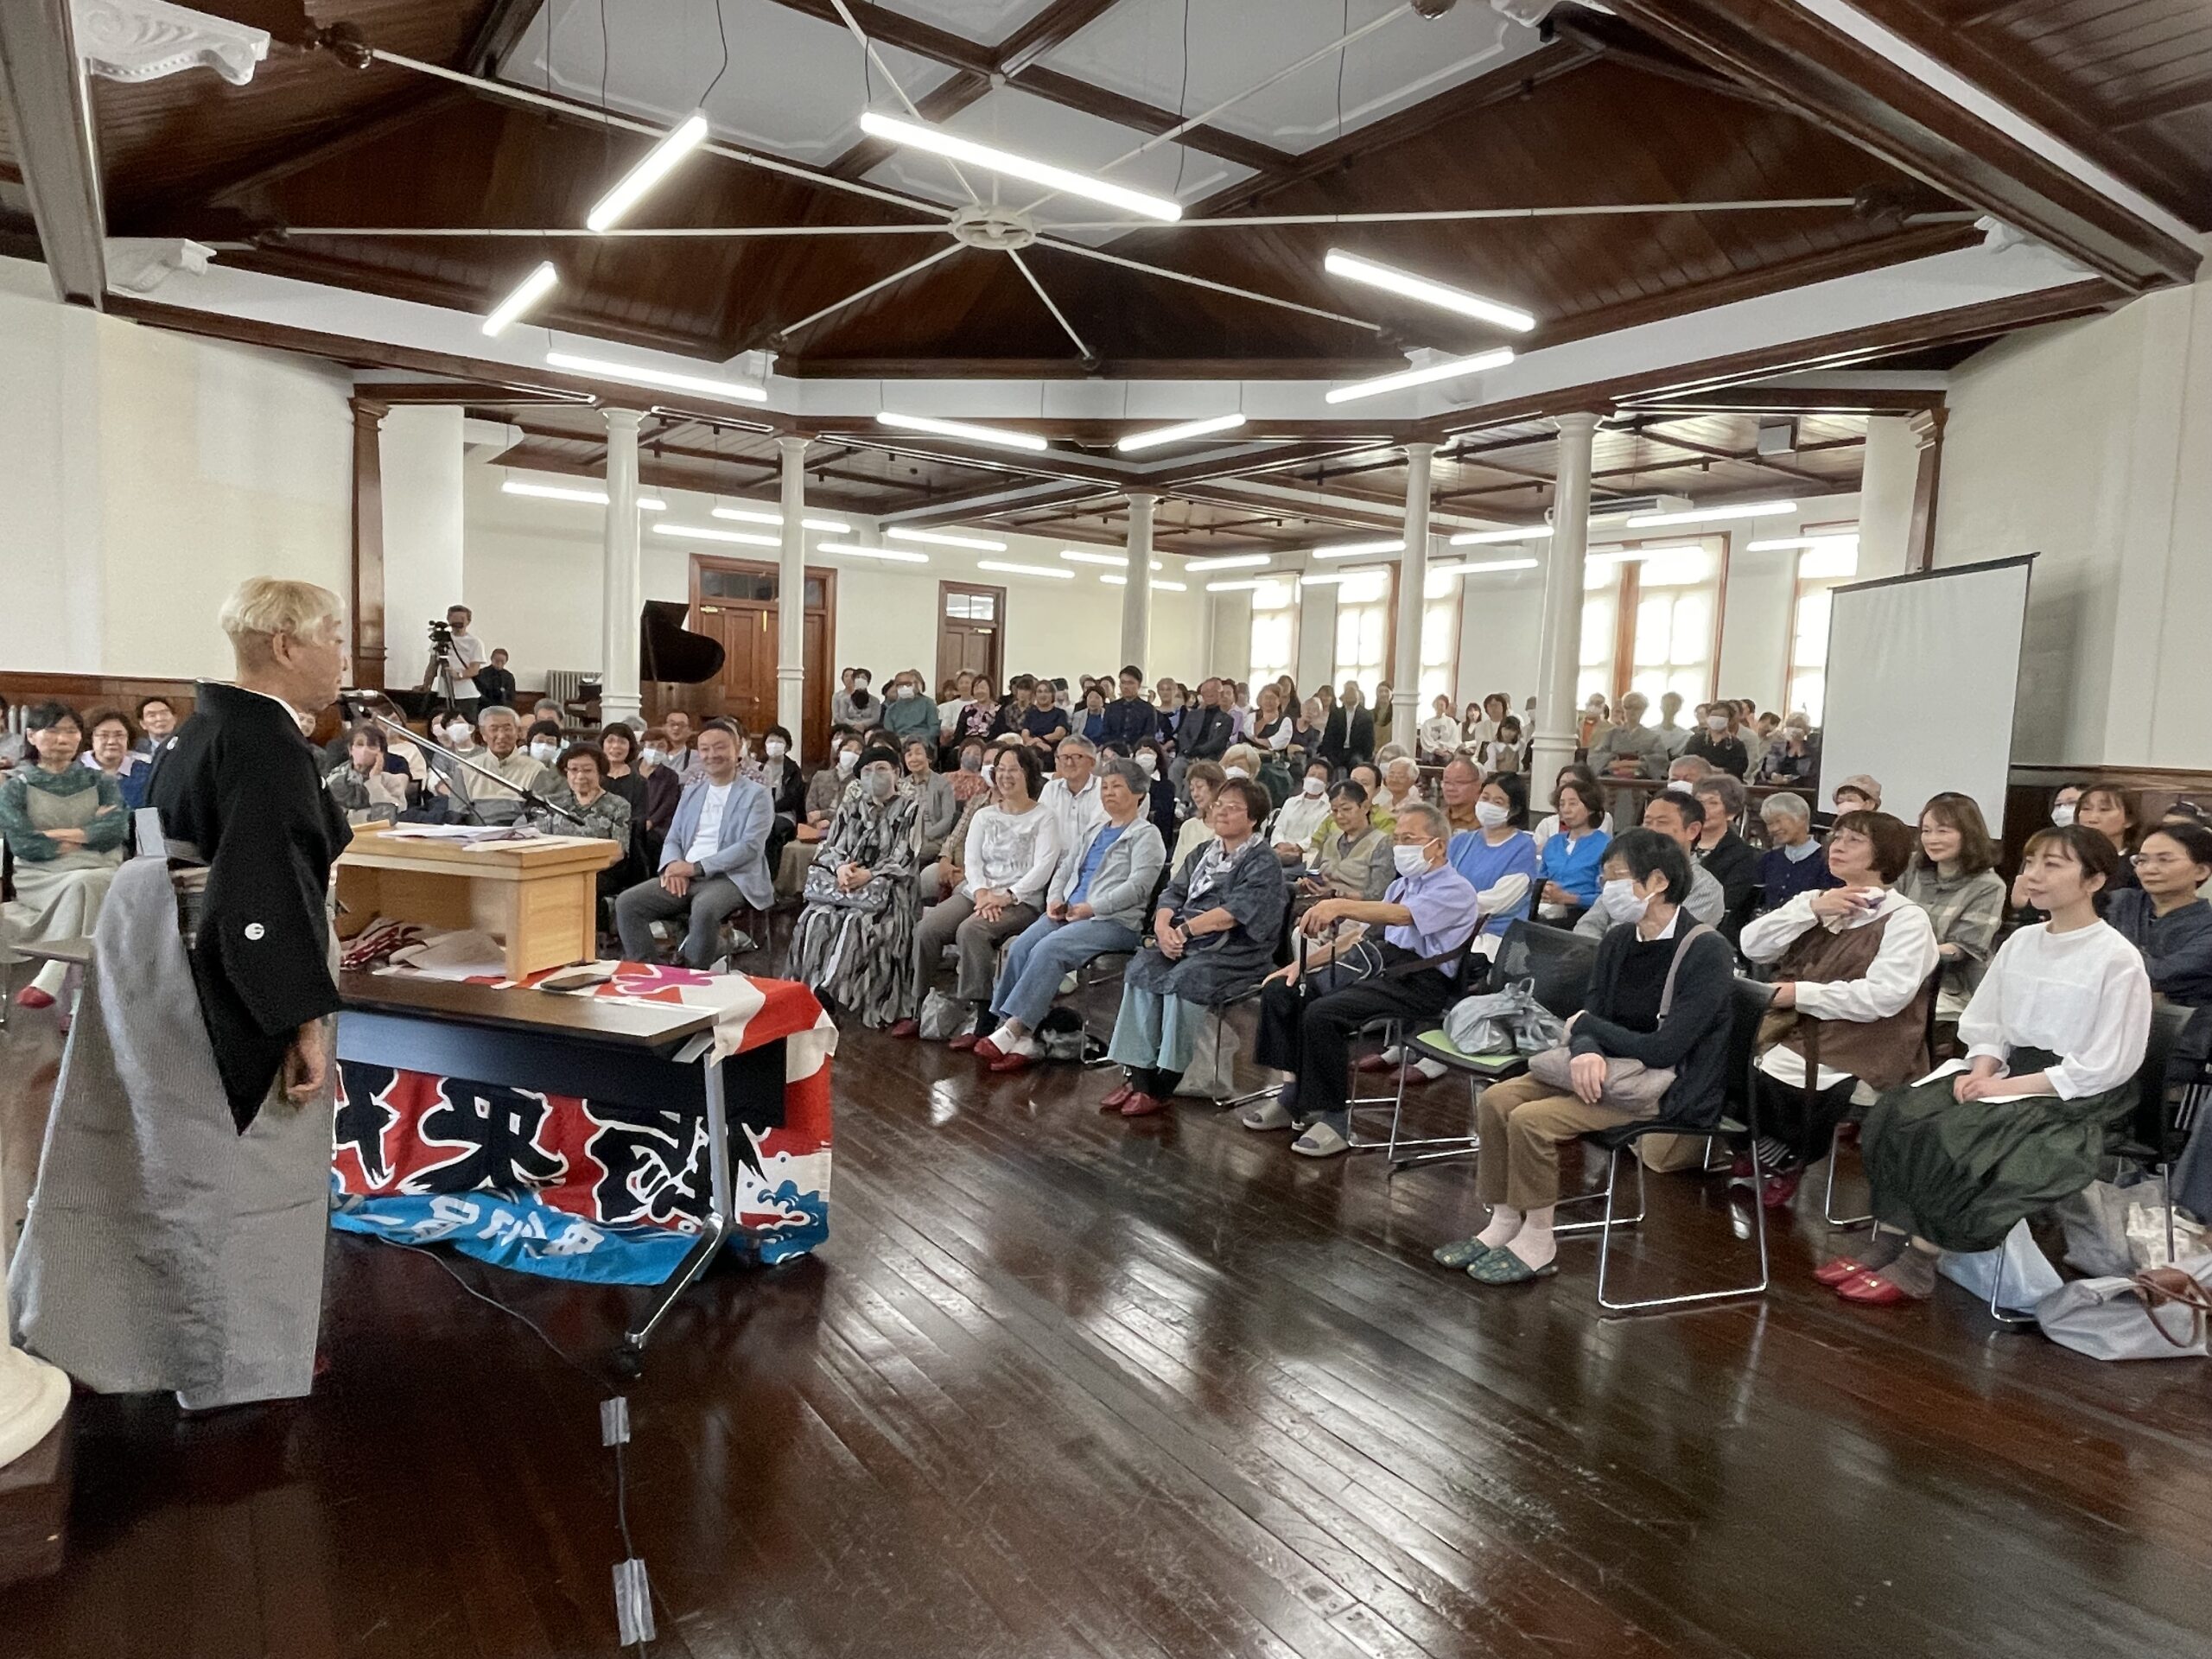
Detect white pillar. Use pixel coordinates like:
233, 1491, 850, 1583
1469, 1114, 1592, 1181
377, 406, 465, 691
600, 409, 645, 728
1390, 442, 1435, 741
1855, 414, 1917, 582
776, 436, 810, 760
1529, 411, 1600, 785
1119, 492, 1157, 671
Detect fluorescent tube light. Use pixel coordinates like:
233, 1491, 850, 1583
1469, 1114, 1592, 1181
877, 411, 1049, 453
1060, 550, 1163, 569
712, 505, 852, 533
1185, 553, 1270, 572
482, 262, 558, 336
1296, 572, 1348, 588
1323, 250, 1535, 333
1746, 534, 1859, 553
976, 560, 1075, 580
1205, 578, 1266, 593
586, 112, 709, 232
857, 111, 1182, 222
1325, 347, 1515, 404
886, 527, 1007, 550
652, 523, 781, 547
817, 542, 929, 563
1313, 538, 1405, 560
1626, 498, 1796, 528
1116, 412, 1247, 453
1449, 524, 1554, 546
544, 350, 768, 404
1100, 575, 1187, 591
1587, 543, 1706, 565
502, 479, 666, 511
1434, 556, 1541, 576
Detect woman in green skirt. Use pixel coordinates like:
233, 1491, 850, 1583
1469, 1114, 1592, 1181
1820, 825, 2152, 1306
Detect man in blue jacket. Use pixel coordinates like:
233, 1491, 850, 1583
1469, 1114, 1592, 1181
1100, 664, 1159, 748
614, 718, 772, 968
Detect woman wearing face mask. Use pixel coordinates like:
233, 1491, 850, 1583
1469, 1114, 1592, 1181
324, 724, 408, 823
1755, 715, 1818, 785
883, 669, 938, 750
1438, 830, 1736, 1284
2073, 784, 2140, 896
790, 744, 921, 1029
1270, 760, 1335, 867
1131, 739, 1176, 843
1681, 702, 1750, 779
1445, 773, 1541, 943
807, 737, 861, 829
831, 668, 875, 730
2047, 781, 2083, 829
524, 719, 565, 775
902, 736, 958, 863
1897, 792, 2009, 1038
632, 727, 683, 870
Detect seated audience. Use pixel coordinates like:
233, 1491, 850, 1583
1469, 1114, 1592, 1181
81, 708, 152, 812
1756, 714, 1818, 785
830, 667, 874, 730
788, 744, 921, 1027
1683, 703, 1751, 779
613, 721, 772, 969
1757, 791, 1838, 912
1039, 734, 1106, 849
924, 739, 1014, 904
902, 736, 959, 863
593, 722, 645, 824
0, 702, 128, 1009
1691, 773, 1760, 944
2104, 820, 2212, 1005
951, 676, 1001, 748
1448, 772, 1541, 940
324, 724, 408, 822
1474, 716, 1524, 775
1535, 772, 1611, 925
1318, 683, 1375, 773
2073, 783, 2142, 893
753, 724, 805, 817
1577, 693, 1612, 753
1376, 753, 1425, 817
1243, 803, 1479, 1158
1287, 696, 1322, 763
1020, 675, 1070, 750
524, 717, 565, 770
1827, 826, 2151, 1305
896, 744, 1060, 1045
1102, 666, 1157, 749
133, 694, 180, 757
808, 733, 861, 828
1250, 683, 1289, 755
1102, 779, 1288, 1117
1896, 791, 2009, 1031
659, 709, 706, 787
1418, 695, 1463, 765
1581, 791, 1726, 934
441, 705, 556, 823
1076, 684, 1109, 744
1589, 690, 1669, 781
1737, 810, 1938, 1207
976, 759, 1166, 1073
884, 669, 939, 750
1268, 760, 1335, 865
2047, 781, 2084, 828
1134, 738, 1177, 842
631, 727, 685, 866
528, 745, 634, 899
1831, 772, 1880, 814
1436, 756, 1480, 837
1654, 690, 1691, 756
1438, 830, 1735, 1284
1300, 780, 1394, 907
1172, 761, 1226, 869
1531, 762, 1613, 849
472, 645, 518, 711
1350, 762, 1395, 833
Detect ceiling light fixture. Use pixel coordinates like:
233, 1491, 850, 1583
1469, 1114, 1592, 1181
1116, 412, 1248, 453
1746, 534, 1859, 553
886, 527, 1007, 550
712, 505, 852, 533
1312, 537, 1405, 560
652, 523, 781, 547
1449, 524, 1554, 545
1101, 575, 1187, 591
1322, 250, 1536, 333
857, 111, 1183, 222
976, 560, 1075, 580
1324, 347, 1515, 404
876, 411, 1050, 453
1434, 556, 1541, 577
544, 350, 768, 404
1626, 498, 1797, 528
502, 479, 667, 511
1184, 553, 1271, 572
816, 542, 929, 563
1296, 572, 1348, 588
1205, 578, 1267, 593
1059, 550, 1164, 569
1587, 543, 1706, 565
482, 261, 558, 336
586, 112, 709, 232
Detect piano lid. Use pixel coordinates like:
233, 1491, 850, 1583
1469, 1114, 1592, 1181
640, 600, 724, 684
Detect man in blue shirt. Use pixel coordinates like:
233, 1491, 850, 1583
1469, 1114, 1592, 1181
1101, 664, 1159, 749
1244, 801, 1480, 1158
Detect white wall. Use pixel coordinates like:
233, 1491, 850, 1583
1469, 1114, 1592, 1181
1935, 273, 2212, 769
0, 258, 352, 678
381, 406, 467, 689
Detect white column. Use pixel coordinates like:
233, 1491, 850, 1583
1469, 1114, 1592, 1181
1855, 414, 1917, 582
776, 436, 810, 760
377, 406, 465, 691
1390, 442, 1435, 741
1119, 491, 1157, 671
1529, 411, 1600, 785
600, 409, 645, 728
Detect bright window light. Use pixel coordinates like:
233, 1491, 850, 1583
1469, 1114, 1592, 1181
817, 542, 930, 563
1432, 556, 1541, 577
886, 527, 1007, 550
1747, 534, 1859, 553
858, 111, 1182, 222
482, 262, 558, 336
877, 412, 1049, 453
1322, 250, 1535, 333
1324, 347, 1514, 404
1116, 412, 1247, 453
586, 113, 709, 232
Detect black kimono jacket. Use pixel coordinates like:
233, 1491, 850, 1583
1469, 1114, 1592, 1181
147, 682, 349, 1130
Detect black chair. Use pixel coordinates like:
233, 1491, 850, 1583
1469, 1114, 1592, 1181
1817, 966, 1943, 1229
1551, 977, 1773, 1315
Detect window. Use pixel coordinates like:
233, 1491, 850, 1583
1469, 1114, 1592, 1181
1580, 537, 1724, 709
1331, 569, 1390, 696
944, 588, 996, 621
1419, 564, 1461, 707
1784, 525, 1859, 726
1247, 577, 1298, 686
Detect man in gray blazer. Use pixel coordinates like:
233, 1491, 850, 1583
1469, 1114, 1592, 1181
975, 758, 1166, 1072
614, 719, 772, 968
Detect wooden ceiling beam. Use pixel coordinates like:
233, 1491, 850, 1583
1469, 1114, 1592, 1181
192, 89, 468, 213
1617, 422, 1836, 486
995, 0, 1122, 79
779, 357, 1402, 380
466, 0, 547, 78
0, 0, 105, 308
1617, 385, 1945, 416
1602, 0, 2196, 290
360, 381, 593, 406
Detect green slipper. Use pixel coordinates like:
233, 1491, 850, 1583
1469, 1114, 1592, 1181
1468, 1251, 1558, 1286
1431, 1237, 1495, 1269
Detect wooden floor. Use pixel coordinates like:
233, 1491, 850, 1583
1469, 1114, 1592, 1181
7, 991, 2212, 1659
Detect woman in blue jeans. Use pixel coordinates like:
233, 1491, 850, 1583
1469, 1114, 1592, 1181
976, 759, 1166, 1073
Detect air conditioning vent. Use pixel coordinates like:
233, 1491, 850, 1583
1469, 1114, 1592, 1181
1545, 493, 1688, 524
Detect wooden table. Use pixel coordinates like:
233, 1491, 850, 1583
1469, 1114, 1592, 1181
334, 826, 621, 981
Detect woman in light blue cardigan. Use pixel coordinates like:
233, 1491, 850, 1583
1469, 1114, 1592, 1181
976, 759, 1166, 1071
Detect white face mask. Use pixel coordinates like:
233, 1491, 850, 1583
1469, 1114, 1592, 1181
1666, 779, 1696, 796
640, 746, 666, 767
1392, 843, 1430, 877
1602, 877, 1650, 920
765, 739, 786, 759
897, 684, 917, 700
1301, 775, 1325, 798
445, 723, 472, 745
529, 741, 559, 764
1135, 753, 1157, 775
1706, 713, 1728, 732
1224, 766, 1249, 780
1475, 800, 1510, 830
836, 750, 857, 772
2050, 802, 2076, 828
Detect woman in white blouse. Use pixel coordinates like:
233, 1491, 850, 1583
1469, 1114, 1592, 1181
1268, 760, 1334, 866
893, 743, 1064, 1046
1822, 825, 2152, 1306
1417, 695, 1462, 765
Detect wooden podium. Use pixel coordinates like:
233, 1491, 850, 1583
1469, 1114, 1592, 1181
334, 827, 622, 981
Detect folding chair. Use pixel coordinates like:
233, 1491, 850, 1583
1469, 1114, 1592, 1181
1820, 967, 1943, 1229
1206, 894, 1305, 1108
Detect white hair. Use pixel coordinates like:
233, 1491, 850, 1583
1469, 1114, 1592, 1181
219, 577, 344, 649
1761, 791, 1812, 824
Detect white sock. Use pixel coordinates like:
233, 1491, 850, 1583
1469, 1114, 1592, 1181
1476, 1205, 1523, 1249
990, 1021, 1022, 1049
30, 959, 67, 997
1510, 1206, 1558, 1270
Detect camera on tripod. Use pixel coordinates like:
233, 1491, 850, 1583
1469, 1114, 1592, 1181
428, 617, 454, 652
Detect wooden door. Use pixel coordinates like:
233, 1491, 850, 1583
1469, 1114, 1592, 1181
695, 602, 776, 734
690, 556, 836, 761
936, 582, 1005, 690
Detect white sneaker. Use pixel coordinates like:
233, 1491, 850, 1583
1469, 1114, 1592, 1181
1290, 1122, 1351, 1158
1238, 1098, 1293, 1131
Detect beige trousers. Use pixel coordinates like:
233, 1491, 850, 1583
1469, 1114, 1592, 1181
1476, 1072, 1639, 1212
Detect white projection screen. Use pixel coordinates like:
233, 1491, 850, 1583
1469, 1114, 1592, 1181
1817, 556, 2035, 831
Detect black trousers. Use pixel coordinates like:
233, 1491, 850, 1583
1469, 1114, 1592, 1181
1254, 944, 1460, 1127
1754, 1069, 1859, 1166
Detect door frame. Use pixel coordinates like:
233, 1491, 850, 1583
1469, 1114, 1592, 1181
686, 554, 838, 757
935, 580, 1007, 691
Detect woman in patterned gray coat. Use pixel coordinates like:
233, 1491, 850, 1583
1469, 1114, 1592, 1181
787, 744, 919, 1027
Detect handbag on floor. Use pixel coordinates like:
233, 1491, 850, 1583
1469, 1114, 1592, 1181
1936, 1218, 2064, 1312
2037, 1257, 2212, 1361
1525, 924, 1714, 1113
918, 988, 969, 1042
1173, 1010, 1240, 1099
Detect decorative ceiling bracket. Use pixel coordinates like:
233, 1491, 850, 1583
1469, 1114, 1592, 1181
72, 0, 268, 86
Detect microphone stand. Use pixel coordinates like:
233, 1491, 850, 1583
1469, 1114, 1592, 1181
340, 692, 587, 830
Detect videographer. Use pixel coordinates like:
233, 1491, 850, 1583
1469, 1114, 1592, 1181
422, 604, 486, 719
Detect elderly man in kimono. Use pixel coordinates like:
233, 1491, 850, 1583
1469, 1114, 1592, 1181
11, 578, 351, 1412
1100, 777, 1289, 1119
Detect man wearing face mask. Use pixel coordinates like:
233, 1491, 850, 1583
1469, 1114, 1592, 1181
439, 705, 557, 823
1576, 789, 1726, 936
615, 720, 773, 969
1242, 803, 1480, 1158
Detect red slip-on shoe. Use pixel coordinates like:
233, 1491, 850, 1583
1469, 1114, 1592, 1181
1760, 1166, 1805, 1210
1834, 1270, 1915, 1306
1353, 1052, 1396, 1075
988, 1052, 1036, 1075
947, 1031, 982, 1052
886, 1018, 920, 1039
14, 986, 54, 1010
1813, 1256, 1869, 1287
972, 1037, 1006, 1063
1120, 1092, 1172, 1118
1099, 1081, 1135, 1112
